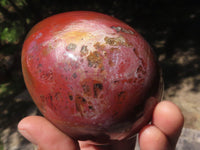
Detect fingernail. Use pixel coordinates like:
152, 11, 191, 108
18, 129, 37, 144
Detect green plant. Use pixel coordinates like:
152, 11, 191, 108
0, 21, 25, 44
0, 140, 3, 150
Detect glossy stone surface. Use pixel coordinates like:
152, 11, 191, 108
21, 11, 162, 143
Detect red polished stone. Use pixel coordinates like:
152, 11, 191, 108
21, 11, 163, 143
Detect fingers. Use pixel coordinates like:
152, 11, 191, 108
78, 137, 136, 150
18, 116, 136, 150
18, 116, 80, 150
18, 101, 183, 150
139, 125, 171, 150
139, 101, 184, 150
152, 101, 184, 145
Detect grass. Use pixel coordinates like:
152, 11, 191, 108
0, 145, 3, 150
0, 141, 3, 150
0, 83, 13, 98
0, 81, 24, 99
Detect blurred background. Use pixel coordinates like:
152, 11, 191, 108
0, 0, 199, 149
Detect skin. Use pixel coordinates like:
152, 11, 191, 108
18, 101, 184, 150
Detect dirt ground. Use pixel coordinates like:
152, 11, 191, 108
165, 76, 200, 130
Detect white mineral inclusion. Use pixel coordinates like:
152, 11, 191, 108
43, 20, 120, 62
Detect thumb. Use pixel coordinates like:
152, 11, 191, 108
18, 116, 80, 150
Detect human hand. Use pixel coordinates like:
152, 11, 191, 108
18, 101, 184, 150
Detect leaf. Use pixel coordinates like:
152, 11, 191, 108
0, 0, 9, 7
0, 21, 25, 44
